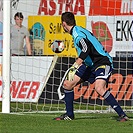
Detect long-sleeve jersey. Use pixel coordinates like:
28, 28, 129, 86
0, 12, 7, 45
71, 26, 113, 69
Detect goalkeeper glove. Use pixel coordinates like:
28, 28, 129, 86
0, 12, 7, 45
66, 62, 79, 81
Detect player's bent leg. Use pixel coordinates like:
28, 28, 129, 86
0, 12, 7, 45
54, 64, 87, 120
94, 79, 107, 96
94, 65, 129, 122
63, 75, 81, 90
54, 76, 81, 120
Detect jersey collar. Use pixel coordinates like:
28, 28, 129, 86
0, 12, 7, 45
70, 25, 75, 35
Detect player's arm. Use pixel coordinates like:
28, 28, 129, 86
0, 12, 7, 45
25, 36, 32, 55
74, 38, 91, 66
78, 38, 91, 61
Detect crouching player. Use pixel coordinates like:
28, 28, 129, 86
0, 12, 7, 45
54, 12, 129, 122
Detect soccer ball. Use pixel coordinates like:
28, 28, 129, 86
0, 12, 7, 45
51, 40, 64, 53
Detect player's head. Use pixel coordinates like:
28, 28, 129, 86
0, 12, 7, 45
14, 12, 24, 27
61, 12, 76, 33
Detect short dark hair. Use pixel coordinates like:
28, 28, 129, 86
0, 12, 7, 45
14, 12, 24, 19
61, 12, 76, 26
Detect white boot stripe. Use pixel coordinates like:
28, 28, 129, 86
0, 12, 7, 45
64, 116, 72, 120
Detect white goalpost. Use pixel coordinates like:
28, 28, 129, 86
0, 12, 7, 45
0, 0, 133, 114
2, 0, 11, 113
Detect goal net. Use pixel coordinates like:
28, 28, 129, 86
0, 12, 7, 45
0, 0, 133, 113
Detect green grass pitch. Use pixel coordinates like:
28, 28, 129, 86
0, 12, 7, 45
0, 112, 133, 133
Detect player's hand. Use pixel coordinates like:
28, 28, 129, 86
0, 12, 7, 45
66, 62, 79, 81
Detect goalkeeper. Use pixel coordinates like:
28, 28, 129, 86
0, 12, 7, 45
54, 12, 129, 122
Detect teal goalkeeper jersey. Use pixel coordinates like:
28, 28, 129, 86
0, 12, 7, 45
71, 26, 113, 68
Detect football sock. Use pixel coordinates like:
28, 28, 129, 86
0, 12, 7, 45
64, 89, 74, 117
103, 90, 126, 117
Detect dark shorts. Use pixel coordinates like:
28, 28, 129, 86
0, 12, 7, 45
75, 64, 113, 84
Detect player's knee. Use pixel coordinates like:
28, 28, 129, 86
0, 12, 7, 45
95, 86, 101, 93
95, 86, 106, 96
95, 79, 106, 95
63, 83, 72, 90
63, 80, 75, 90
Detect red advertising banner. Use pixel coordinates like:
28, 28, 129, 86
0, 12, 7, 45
89, 0, 133, 16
